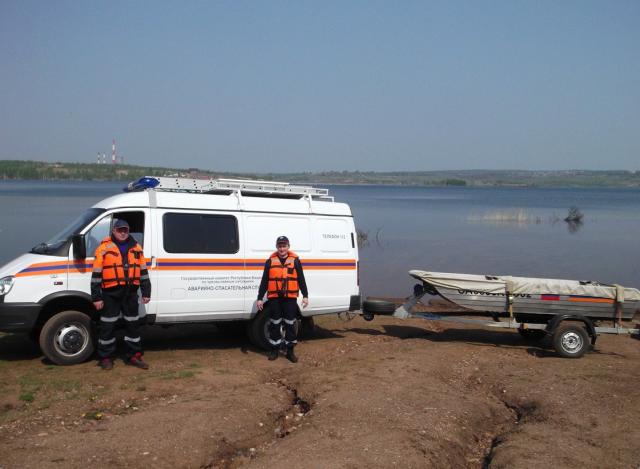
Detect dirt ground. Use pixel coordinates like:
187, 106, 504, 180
1, 300, 639, 469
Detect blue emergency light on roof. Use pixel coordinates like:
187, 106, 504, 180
124, 177, 160, 192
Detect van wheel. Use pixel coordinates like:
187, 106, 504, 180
552, 323, 590, 359
247, 311, 301, 350
39, 310, 95, 365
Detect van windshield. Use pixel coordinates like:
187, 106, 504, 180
30, 208, 106, 256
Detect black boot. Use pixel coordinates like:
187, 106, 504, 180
285, 348, 298, 363
128, 353, 149, 370
268, 348, 279, 361
99, 358, 113, 370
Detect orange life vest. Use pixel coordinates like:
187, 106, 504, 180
93, 237, 145, 289
267, 251, 299, 299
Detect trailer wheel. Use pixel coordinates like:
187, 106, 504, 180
39, 310, 95, 365
518, 329, 547, 342
552, 323, 590, 358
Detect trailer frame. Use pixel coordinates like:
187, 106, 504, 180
366, 289, 640, 358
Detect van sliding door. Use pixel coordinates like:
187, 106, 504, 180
154, 211, 245, 322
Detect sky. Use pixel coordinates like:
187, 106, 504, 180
1, 1, 638, 172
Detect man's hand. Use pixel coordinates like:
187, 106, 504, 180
257, 300, 264, 311
302, 298, 309, 308
141, 297, 150, 304
93, 300, 104, 311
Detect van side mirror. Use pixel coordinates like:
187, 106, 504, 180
72, 234, 86, 259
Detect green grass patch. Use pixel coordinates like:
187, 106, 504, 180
18, 373, 41, 402
19, 392, 35, 402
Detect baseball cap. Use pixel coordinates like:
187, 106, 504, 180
113, 219, 130, 230
276, 235, 289, 245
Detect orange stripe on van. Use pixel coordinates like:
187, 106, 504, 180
16, 268, 69, 277
154, 258, 356, 271
16, 257, 357, 276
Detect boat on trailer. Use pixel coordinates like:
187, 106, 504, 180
362, 270, 640, 358
407, 270, 640, 322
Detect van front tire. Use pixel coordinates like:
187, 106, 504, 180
39, 310, 95, 365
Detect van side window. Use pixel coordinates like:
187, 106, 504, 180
86, 216, 112, 256
163, 213, 238, 254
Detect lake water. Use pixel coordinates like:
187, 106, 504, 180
0, 181, 638, 296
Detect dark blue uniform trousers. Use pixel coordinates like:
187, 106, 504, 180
268, 298, 298, 350
98, 288, 143, 359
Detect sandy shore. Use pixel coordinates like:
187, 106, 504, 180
1, 301, 639, 468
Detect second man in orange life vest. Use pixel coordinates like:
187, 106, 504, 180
91, 219, 151, 370
256, 236, 309, 362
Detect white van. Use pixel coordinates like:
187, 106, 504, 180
0, 177, 360, 364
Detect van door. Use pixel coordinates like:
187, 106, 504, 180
310, 217, 358, 312
154, 211, 245, 322
68, 210, 152, 318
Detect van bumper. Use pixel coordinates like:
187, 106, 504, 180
0, 301, 42, 333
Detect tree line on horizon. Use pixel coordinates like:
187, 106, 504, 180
0, 160, 638, 187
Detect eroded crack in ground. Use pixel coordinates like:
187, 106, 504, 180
201, 377, 313, 469
482, 398, 540, 468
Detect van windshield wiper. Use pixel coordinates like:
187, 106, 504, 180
30, 243, 50, 254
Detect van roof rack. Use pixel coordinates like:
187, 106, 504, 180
125, 176, 334, 201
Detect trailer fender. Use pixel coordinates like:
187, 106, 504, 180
546, 315, 597, 346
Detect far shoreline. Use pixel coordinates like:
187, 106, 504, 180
1, 178, 639, 190
1, 160, 639, 188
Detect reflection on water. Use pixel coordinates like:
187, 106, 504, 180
565, 219, 584, 234
0, 182, 639, 297
468, 209, 584, 233
468, 209, 543, 225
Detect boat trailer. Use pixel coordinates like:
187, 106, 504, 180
362, 284, 640, 359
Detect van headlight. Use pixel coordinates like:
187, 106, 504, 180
0, 276, 15, 296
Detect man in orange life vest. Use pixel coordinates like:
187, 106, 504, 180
256, 236, 309, 362
91, 219, 151, 370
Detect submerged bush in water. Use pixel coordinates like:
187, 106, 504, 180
564, 206, 584, 222
356, 229, 369, 248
